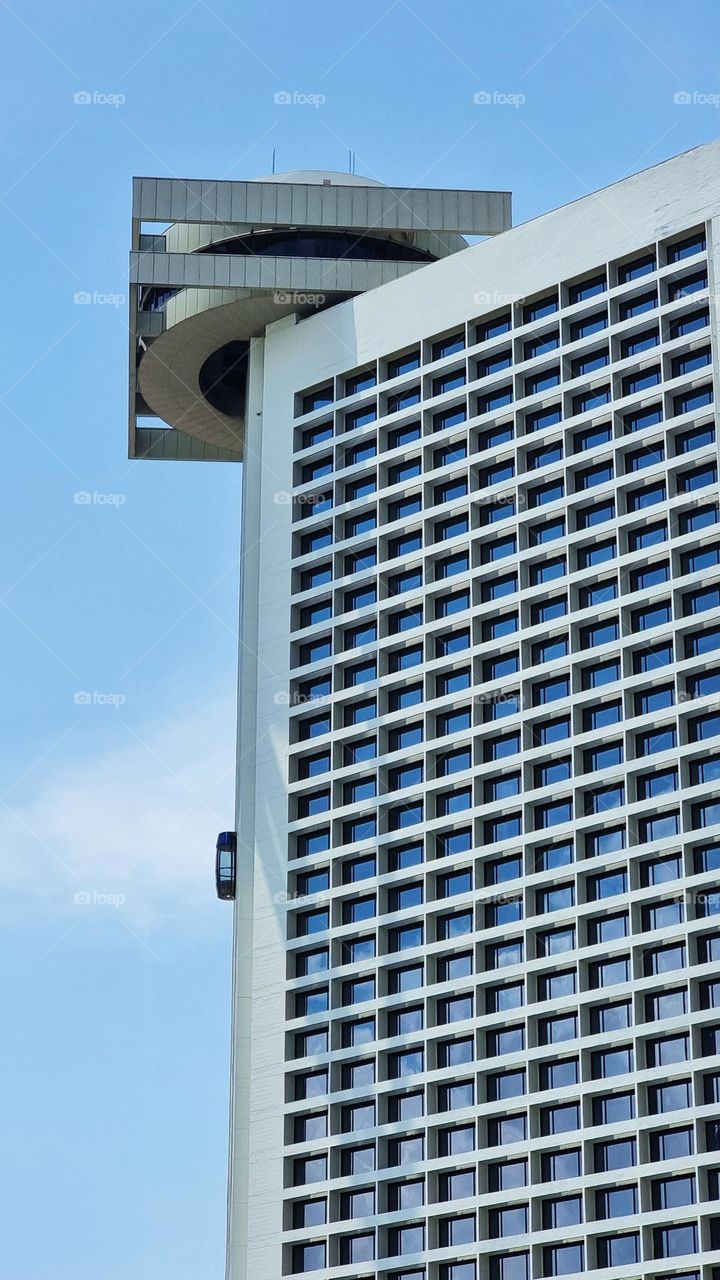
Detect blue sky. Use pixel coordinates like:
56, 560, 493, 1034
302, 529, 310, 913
1, 1, 719, 1275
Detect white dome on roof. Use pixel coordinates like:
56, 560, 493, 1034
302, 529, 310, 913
257, 169, 385, 187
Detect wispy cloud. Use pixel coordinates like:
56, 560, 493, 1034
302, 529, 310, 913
0, 689, 236, 932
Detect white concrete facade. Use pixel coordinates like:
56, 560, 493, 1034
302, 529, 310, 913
225, 141, 720, 1280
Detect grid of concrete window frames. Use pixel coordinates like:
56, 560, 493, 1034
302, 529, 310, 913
282, 222, 720, 1280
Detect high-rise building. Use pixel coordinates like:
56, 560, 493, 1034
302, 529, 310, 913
130, 143, 720, 1280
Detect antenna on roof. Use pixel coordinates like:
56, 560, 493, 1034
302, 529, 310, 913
271, 147, 276, 174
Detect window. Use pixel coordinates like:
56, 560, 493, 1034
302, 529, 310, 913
592, 1047, 633, 1078
489, 1204, 528, 1237
619, 252, 656, 282
536, 840, 573, 870
294, 1154, 327, 1186
433, 369, 466, 397
591, 1005, 630, 1039
570, 311, 607, 340
525, 405, 562, 434
541, 1197, 582, 1233
670, 270, 708, 300
641, 851, 680, 883
388, 1178, 424, 1212
619, 289, 657, 320
670, 306, 709, 338
292, 1242, 326, 1272
653, 1223, 698, 1259
439, 1081, 474, 1111
530, 557, 566, 585
645, 943, 685, 975
478, 349, 512, 377
434, 405, 467, 431
597, 1235, 640, 1268
579, 742, 620, 768
537, 926, 575, 957
534, 757, 571, 786
636, 726, 676, 755
588, 912, 627, 944
342, 1061, 374, 1091
668, 231, 706, 261
638, 812, 680, 841
577, 498, 614, 528
573, 386, 610, 414
543, 1243, 583, 1276
632, 686, 671, 716
389, 963, 423, 992
342, 1016, 375, 1048
589, 957, 629, 988
487, 982, 524, 1013
541, 1149, 580, 1181
488, 1113, 526, 1145
593, 1092, 634, 1125
341, 972, 375, 1008
489, 1026, 524, 1056
595, 1138, 635, 1172
539, 1014, 577, 1044
389, 925, 423, 952
571, 348, 608, 378
539, 1056, 578, 1088
569, 272, 606, 303
596, 1185, 637, 1219
574, 422, 612, 451
650, 1127, 693, 1160
487, 939, 524, 969
524, 293, 558, 323
541, 1103, 579, 1135
537, 884, 574, 912
341, 1144, 375, 1176
620, 327, 659, 359
648, 1080, 692, 1113
442, 1265, 477, 1280
647, 987, 687, 1020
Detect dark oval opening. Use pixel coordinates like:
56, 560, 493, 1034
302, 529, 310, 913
197, 228, 436, 264
198, 340, 249, 418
